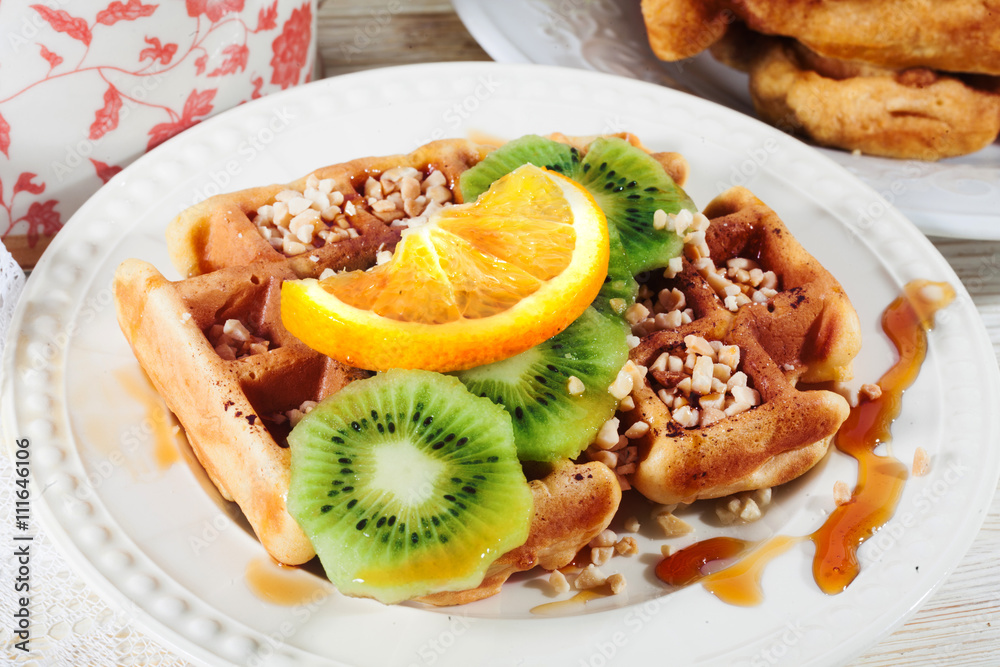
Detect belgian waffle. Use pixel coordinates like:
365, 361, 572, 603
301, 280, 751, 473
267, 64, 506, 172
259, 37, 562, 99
612, 186, 859, 505
166, 139, 493, 279
114, 137, 859, 602
113, 137, 631, 594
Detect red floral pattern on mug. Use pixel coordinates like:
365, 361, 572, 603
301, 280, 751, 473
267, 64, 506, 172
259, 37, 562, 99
0, 0, 315, 252
270, 2, 312, 90
185, 0, 245, 23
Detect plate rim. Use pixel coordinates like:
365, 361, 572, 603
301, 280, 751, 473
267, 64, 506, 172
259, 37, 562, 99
3, 60, 999, 667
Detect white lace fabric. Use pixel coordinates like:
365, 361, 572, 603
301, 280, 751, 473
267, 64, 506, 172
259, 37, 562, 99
0, 240, 25, 359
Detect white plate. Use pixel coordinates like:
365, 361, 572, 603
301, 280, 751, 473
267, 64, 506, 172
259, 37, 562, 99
453, 0, 1000, 239
3, 62, 999, 667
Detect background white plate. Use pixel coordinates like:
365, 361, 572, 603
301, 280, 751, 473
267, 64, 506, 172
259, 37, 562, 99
3, 62, 999, 667
453, 0, 1000, 240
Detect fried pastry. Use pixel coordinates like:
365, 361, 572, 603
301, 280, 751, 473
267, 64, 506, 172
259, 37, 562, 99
641, 0, 1000, 159
729, 35, 1000, 160
643, 0, 1000, 75
616, 187, 859, 505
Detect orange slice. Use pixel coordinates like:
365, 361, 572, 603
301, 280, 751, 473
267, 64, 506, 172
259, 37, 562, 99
281, 164, 609, 371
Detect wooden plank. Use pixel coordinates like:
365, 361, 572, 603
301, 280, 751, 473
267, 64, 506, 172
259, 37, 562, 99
316, 1, 490, 78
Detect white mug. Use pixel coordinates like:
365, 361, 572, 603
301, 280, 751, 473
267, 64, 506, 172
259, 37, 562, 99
0, 0, 317, 266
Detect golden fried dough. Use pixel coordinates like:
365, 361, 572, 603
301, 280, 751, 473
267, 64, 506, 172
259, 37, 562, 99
643, 0, 1000, 75
747, 38, 1000, 160
642, 0, 1000, 159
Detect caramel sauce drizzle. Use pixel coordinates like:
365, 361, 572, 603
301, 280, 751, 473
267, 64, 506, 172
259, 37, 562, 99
656, 280, 955, 604
530, 588, 611, 616
115, 368, 180, 470
702, 535, 801, 606
245, 557, 331, 606
655, 537, 750, 588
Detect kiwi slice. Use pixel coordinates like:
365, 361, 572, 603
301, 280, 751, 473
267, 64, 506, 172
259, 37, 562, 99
452, 306, 629, 462
459, 134, 580, 203
592, 223, 640, 317
460, 134, 695, 280
287, 369, 533, 604
575, 137, 694, 275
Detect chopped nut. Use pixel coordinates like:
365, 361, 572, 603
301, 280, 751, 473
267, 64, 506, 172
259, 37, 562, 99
654, 511, 693, 538
624, 516, 640, 533
618, 395, 636, 411
663, 256, 684, 279
833, 480, 851, 506
591, 546, 614, 566
912, 447, 931, 477
671, 405, 699, 428
589, 529, 618, 548
860, 383, 883, 401
660, 544, 674, 558
549, 570, 570, 595
653, 208, 668, 230
574, 564, 608, 590
623, 421, 649, 439
615, 462, 636, 475
594, 418, 621, 449
699, 406, 726, 427
214, 343, 236, 361
616, 473, 632, 491
691, 355, 715, 395
608, 368, 634, 400
223, 318, 250, 342
566, 375, 586, 396
607, 573, 627, 595
614, 536, 638, 556
684, 335, 715, 358
716, 488, 772, 524
588, 449, 617, 469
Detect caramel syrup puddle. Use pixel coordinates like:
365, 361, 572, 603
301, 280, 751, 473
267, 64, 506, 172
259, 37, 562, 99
530, 588, 612, 616
115, 368, 180, 469
245, 557, 331, 606
656, 280, 955, 604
